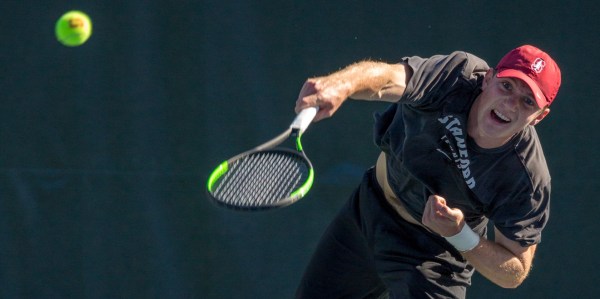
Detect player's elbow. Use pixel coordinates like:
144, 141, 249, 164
495, 271, 528, 289
498, 279, 523, 289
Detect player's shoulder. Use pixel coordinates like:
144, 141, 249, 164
448, 51, 491, 77
421, 50, 490, 84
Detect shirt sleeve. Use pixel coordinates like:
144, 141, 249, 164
486, 128, 552, 246
490, 181, 550, 246
399, 51, 490, 108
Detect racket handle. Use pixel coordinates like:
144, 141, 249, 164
291, 107, 318, 134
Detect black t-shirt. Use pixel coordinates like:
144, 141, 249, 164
373, 51, 550, 246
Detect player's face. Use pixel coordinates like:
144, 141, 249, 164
468, 70, 550, 148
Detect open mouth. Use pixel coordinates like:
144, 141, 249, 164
491, 109, 511, 124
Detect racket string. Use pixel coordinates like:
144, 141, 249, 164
274, 156, 302, 200
212, 151, 309, 207
263, 155, 295, 203
243, 153, 300, 205
219, 154, 267, 204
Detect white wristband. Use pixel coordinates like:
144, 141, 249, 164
444, 223, 480, 252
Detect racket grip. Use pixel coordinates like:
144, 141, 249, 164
291, 107, 319, 134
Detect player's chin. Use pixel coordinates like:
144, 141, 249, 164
478, 125, 513, 144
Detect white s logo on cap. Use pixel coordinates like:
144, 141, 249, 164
531, 58, 546, 73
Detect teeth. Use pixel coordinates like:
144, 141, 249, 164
494, 110, 510, 122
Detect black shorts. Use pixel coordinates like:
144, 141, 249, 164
295, 168, 474, 299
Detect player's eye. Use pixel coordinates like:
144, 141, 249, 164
501, 81, 512, 91
524, 97, 536, 107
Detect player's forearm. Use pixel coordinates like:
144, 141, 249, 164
462, 238, 531, 288
423, 196, 535, 289
329, 60, 409, 102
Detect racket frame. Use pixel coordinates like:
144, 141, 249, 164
206, 108, 317, 210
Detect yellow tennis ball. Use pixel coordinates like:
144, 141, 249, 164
55, 10, 92, 47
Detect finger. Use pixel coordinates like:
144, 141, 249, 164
430, 196, 458, 222
437, 196, 446, 206
429, 194, 446, 206
438, 205, 462, 224
313, 111, 328, 122
427, 195, 444, 217
295, 94, 318, 114
434, 202, 454, 219
430, 198, 441, 224
430, 195, 450, 214
422, 196, 433, 223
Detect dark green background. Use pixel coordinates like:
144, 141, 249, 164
1, 1, 598, 298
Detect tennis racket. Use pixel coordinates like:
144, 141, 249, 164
206, 107, 318, 211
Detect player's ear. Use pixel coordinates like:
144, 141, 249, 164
530, 108, 550, 125
482, 69, 495, 90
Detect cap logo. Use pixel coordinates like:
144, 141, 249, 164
531, 58, 546, 73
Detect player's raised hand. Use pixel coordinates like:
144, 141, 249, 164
295, 76, 351, 122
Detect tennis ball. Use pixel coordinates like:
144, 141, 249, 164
55, 10, 92, 47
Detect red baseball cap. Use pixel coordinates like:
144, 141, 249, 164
495, 45, 561, 108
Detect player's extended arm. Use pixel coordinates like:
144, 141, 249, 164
422, 195, 536, 289
463, 227, 536, 288
295, 60, 411, 121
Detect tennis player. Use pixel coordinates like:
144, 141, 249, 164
294, 45, 561, 298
